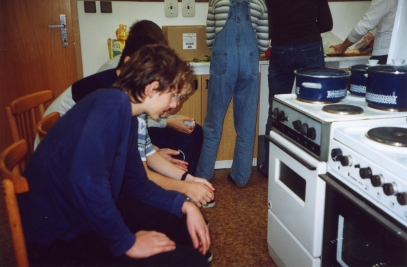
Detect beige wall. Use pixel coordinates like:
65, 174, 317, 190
78, 1, 371, 77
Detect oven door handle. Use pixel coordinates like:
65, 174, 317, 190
266, 135, 316, 171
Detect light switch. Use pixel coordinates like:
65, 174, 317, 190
164, 0, 178, 17
100, 1, 112, 13
84, 1, 96, 13
182, 0, 195, 17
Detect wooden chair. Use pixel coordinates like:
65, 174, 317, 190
0, 139, 30, 267
5, 90, 53, 165
36, 112, 60, 142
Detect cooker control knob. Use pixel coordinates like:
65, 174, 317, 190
307, 127, 316, 140
397, 193, 407, 206
359, 167, 372, 179
301, 123, 308, 135
383, 182, 398, 196
292, 120, 302, 132
370, 175, 384, 187
278, 111, 286, 122
272, 108, 279, 120
331, 148, 343, 162
340, 155, 352, 167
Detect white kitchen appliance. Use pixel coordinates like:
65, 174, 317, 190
267, 93, 407, 267
320, 122, 407, 266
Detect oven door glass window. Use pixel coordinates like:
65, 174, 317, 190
322, 180, 407, 267
279, 161, 306, 202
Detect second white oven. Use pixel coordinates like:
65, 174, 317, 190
267, 130, 327, 258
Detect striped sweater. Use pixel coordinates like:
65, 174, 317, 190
206, 0, 269, 52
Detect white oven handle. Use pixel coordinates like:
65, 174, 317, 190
266, 134, 316, 171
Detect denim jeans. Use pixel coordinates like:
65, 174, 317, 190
196, 0, 259, 185
263, 40, 325, 171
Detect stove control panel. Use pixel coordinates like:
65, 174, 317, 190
271, 100, 330, 160
328, 139, 407, 226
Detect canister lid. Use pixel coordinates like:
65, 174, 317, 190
367, 65, 407, 75
349, 64, 369, 71
294, 67, 350, 78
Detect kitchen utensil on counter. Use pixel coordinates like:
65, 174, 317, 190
294, 67, 350, 102
366, 64, 407, 110
368, 59, 379, 65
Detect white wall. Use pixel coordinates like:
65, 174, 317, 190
78, 1, 371, 77
78, 1, 210, 76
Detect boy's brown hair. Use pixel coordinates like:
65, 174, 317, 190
113, 44, 194, 103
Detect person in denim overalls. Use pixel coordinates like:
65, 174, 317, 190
197, 0, 266, 188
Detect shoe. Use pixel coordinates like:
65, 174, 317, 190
258, 162, 268, 178
202, 199, 215, 208
205, 250, 213, 263
227, 173, 246, 188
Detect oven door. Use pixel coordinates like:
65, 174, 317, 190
267, 130, 326, 257
320, 173, 407, 267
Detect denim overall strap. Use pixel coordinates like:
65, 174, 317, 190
196, 0, 259, 185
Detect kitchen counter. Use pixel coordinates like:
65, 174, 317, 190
324, 55, 370, 68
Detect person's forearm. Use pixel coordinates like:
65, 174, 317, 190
143, 162, 190, 195
147, 152, 192, 181
340, 38, 355, 52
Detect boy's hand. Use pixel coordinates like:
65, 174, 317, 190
167, 116, 195, 134
125, 231, 175, 259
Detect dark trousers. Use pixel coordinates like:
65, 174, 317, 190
148, 124, 203, 176
263, 40, 325, 170
26, 198, 208, 267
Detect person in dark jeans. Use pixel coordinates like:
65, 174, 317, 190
20, 45, 210, 266
259, 0, 333, 176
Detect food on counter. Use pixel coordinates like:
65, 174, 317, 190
327, 47, 361, 55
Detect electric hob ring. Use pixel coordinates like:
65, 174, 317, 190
322, 104, 364, 115
296, 97, 341, 104
366, 127, 407, 147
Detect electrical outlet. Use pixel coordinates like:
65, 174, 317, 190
164, 0, 178, 17
182, 0, 195, 17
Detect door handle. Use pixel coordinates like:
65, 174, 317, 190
48, 14, 68, 48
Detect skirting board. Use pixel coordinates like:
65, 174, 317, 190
214, 158, 257, 169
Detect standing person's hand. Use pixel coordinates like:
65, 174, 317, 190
125, 231, 176, 258
167, 116, 195, 134
182, 201, 211, 254
330, 38, 354, 54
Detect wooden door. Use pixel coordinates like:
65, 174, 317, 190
0, 0, 82, 151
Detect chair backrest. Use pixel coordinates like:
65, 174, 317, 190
5, 90, 53, 166
36, 112, 60, 142
0, 139, 30, 267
